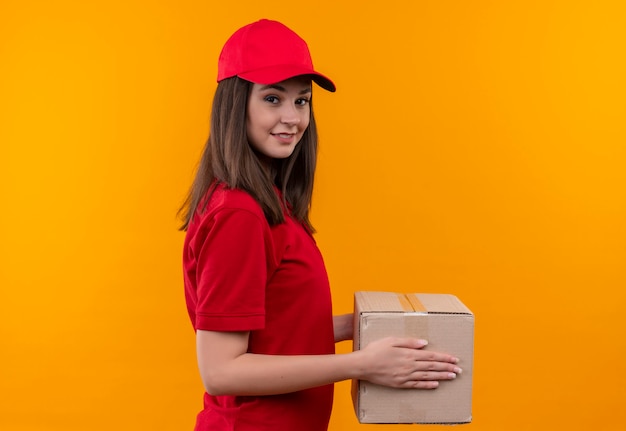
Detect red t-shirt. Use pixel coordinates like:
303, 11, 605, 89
183, 185, 335, 431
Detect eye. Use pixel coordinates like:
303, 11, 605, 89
295, 98, 310, 106
264, 95, 280, 104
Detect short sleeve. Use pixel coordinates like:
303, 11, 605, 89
191, 208, 269, 331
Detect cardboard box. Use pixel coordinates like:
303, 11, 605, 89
352, 291, 474, 424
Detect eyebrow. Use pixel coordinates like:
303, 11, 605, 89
259, 84, 312, 95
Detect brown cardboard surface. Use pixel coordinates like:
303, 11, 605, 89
352, 291, 474, 424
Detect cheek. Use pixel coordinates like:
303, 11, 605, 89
245, 115, 261, 148
251, 110, 274, 133
300, 112, 311, 132
246, 100, 268, 131
246, 111, 265, 137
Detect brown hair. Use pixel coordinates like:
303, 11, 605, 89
178, 76, 319, 232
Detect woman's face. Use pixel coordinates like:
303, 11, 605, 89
246, 76, 311, 160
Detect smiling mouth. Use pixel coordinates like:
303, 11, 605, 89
272, 133, 294, 139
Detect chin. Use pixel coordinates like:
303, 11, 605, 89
269, 148, 297, 159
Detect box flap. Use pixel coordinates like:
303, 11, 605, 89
354, 291, 412, 312
412, 293, 472, 315
355, 291, 472, 315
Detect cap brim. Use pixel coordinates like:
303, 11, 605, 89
238, 65, 336, 92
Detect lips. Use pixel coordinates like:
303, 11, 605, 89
271, 133, 295, 139
270, 132, 298, 144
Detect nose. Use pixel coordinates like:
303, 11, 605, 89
280, 104, 301, 126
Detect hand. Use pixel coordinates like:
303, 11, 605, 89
357, 337, 461, 389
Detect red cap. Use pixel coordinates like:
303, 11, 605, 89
217, 19, 336, 92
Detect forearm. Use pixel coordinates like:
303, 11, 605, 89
333, 313, 354, 342
197, 331, 461, 397
203, 351, 361, 396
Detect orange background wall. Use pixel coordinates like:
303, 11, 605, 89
1, 1, 625, 430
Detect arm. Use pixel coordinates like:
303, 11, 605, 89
197, 330, 462, 396
333, 313, 354, 342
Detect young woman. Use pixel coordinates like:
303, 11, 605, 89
179, 19, 461, 431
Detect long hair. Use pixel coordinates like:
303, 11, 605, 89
178, 76, 319, 232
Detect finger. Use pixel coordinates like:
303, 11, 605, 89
391, 340, 461, 365
410, 371, 459, 381
412, 350, 460, 364
389, 337, 429, 349
414, 361, 463, 374
403, 380, 440, 389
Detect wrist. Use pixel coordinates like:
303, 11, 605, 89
345, 350, 366, 380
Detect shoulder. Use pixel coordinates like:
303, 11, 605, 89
208, 184, 265, 216
184, 185, 275, 263
188, 184, 267, 235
